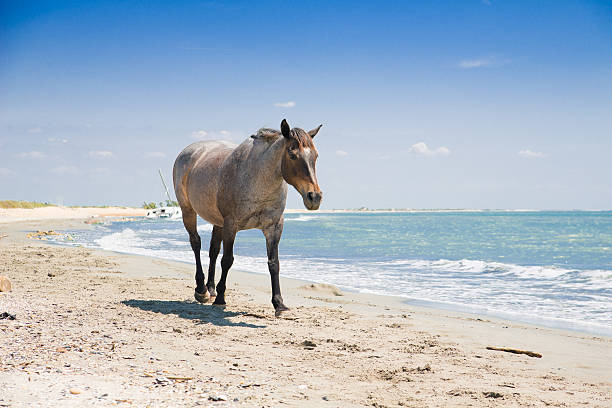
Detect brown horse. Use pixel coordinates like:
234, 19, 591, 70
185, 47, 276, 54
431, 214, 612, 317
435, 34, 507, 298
173, 119, 322, 316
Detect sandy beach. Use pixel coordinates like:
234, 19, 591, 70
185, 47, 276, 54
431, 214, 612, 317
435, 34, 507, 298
0, 207, 147, 224
1, 210, 611, 407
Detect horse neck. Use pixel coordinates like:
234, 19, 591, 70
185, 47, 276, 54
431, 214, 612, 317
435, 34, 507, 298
250, 136, 286, 190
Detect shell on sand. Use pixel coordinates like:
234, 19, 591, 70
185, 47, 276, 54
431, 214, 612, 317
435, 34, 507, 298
0, 276, 11, 292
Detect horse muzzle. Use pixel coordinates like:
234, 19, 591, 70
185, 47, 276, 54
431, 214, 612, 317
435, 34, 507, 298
303, 190, 322, 210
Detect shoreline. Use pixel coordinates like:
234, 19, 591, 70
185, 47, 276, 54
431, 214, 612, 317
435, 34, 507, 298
4, 208, 610, 338
1, 217, 611, 406
65, 251, 612, 339
285, 208, 612, 213
2, 206, 611, 225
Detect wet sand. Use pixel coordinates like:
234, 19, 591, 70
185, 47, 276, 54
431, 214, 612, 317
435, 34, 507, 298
1, 214, 611, 407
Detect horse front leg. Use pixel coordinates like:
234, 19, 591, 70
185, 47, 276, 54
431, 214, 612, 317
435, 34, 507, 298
206, 225, 223, 297
263, 221, 289, 316
213, 219, 236, 306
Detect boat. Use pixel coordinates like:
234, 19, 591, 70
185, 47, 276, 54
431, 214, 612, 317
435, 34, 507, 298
146, 206, 182, 219
146, 169, 182, 220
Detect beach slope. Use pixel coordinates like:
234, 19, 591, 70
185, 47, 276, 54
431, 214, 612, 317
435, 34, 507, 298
0, 217, 611, 407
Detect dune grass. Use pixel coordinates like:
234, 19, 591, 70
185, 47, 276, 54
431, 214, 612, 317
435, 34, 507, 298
0, 200, 55, 209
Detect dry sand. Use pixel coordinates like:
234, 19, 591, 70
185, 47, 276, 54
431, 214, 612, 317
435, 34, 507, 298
0, 206, 146, 224
1, 211, 611, 407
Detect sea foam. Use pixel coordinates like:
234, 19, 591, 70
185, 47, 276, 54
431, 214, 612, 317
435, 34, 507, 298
52, 212, 612, 336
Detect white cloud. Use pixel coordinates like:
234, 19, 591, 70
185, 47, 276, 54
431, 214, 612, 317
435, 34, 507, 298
518, 149, 546, 158
409, 142, 451, 157
88, 150, 115, 159
51, 165, 79, 175
144, 152, 167, 159
16, 151, 46, 159
458, 58, 495, 69
274, 101, 296, 108
28, 127, 42, 134
190, 129, 239, 141
191, 130, 208, 139
0, 168, 16, 177
48, 137, 68, 144
335, 150, 349, 157
458, 55, 510, 69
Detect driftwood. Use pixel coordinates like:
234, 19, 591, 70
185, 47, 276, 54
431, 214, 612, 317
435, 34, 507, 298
486, 346, 542, 358
143, 372, 193, 381
166, 375, 193, 381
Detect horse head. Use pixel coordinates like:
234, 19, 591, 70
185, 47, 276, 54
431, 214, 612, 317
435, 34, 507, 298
280, 119, 323, 210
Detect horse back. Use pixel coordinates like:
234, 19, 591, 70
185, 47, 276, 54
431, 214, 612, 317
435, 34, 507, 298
173, 140, 236, 226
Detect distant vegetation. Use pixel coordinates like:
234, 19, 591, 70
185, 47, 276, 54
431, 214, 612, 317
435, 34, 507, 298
0, 200, 55, 209
142, 200, 178, 209
68, 205, 118, 208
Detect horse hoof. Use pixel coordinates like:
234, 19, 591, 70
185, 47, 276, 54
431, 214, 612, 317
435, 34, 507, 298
274, 305, 290, 317
207, 287, 217, 297
212, 298, 226, 306
194, 290, 210, 303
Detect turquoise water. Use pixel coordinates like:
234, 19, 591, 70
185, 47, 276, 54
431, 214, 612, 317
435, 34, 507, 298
55, 211, 612, 336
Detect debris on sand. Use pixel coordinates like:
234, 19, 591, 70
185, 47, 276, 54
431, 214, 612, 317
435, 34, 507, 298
25, 230, 76, 242
84, 216, 137, 225
299, 283, 344, 296
155, 376, 172, 386
301, 340, 317, 350
486, 346, 542, 358
84, 218, 109, 225
26, 230, 61, 240
0, 276, 11, 292
0, 312, 16, 320
410, 364, 432, 373
165, 375, 193, 381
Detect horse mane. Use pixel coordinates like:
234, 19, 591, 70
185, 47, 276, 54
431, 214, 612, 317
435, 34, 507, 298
251, 127, 314, 148
251, 128, 281, 141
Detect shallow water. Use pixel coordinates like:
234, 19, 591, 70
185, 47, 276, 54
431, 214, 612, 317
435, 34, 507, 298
54, 211, 612, 336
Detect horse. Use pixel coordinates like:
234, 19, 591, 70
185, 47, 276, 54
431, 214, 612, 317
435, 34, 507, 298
173, 119, 322, 316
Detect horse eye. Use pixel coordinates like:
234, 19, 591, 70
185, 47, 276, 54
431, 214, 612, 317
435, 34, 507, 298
288, 150, 297, 160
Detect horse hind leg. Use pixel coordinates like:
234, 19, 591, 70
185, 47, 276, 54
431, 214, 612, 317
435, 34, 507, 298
206, 225, 222, 297
213, 219, 237, 306
181, 208, 209, 303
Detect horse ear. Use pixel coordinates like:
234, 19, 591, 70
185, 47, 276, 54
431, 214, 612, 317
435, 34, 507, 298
308, 124, 323, 138
281, 119, 291, 139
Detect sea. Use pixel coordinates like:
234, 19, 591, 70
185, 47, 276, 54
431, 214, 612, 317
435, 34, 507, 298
51, 211, 612, 336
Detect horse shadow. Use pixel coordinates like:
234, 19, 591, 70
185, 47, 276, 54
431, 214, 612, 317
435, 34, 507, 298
121, 299, 266, 328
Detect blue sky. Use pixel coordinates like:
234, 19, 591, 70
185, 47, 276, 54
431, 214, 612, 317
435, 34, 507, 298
1, 0, 611, 209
